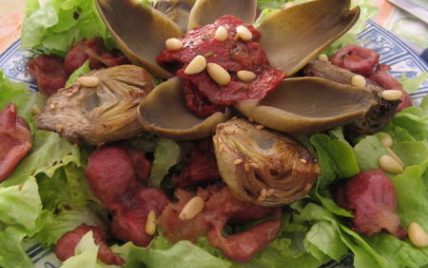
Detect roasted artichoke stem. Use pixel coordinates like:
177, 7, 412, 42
37, 65, 154, 145
304, 59, 400, 134
213, 119, 320, 207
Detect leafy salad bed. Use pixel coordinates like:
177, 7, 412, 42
0, 0, 428, 267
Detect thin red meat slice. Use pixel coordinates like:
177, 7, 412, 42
172, 139, 221, 187
159, 185, 281, 262
55, 224, 124, 266
111, 187, 169, 247
126, 147, 152, 182
27, 54, 68, 96
64, 38, 130, 75
158, 188, 211, 243
336, 169, 407, 239
85, 146, 169, 247
0, 103, 33, 182
85, 146, 139, 209
330, 45, 379, 76
208, 218, 281, 263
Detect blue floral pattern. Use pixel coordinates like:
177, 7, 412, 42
0, 19, 427, 268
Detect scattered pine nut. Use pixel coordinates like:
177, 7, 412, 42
145, 210, 157, 235
77, 76, 100, 87
233, 158, 243, 165
305, 183, 312, 192
165, 38, 183, 50
258, 188, 267, 201
215, 26, 228, 42
318, 54, 329, 62
56, 124, 63, 133
237, 70, 257, 82
244, 163, 250, 172
179, 196, 205, 221
32, 105, 42, 115
381, 89, 403, 101
351, 75, 366, 89
386, 147, 405, 167
207, 63, 231, 86
379, 155, 403, 174
236, 25, 252, 41
282, 2, 297, 9
250, 163, 259, 169
184, 55, 207, 75
408, 222, 428, 248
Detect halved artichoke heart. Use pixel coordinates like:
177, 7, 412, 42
37, 65, 154, 145
213, 119, 320, 207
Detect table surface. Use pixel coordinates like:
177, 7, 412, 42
0, 0, 426, 53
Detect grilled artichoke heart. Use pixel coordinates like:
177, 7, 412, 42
213, 119, 320, 206
37, 65, 153, 145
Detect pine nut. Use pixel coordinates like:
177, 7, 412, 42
237, 70, 257, 82
379, 155, 403, 174
207, 63, 231, 86
318, 54, 329, 62
32, 105, 41, 115
184, 55, 207, 75
145, 210, 157, 235
179, 196, 204, 221
258, 188, 267, 201
381, 89, 403, 101
77, 76, 100, 87
282, 2, 297, 9
379, 133, 393, 148
408, 222, 428, 248
351, 75, 366, 89
386, 147, 405, 167
165, 38, 183, 50
233, 158, 243, 165
244, 163, 250, 172
215, 26, 228, 42
236, 25, 252, 41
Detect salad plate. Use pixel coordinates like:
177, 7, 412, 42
0, 15, 427, 268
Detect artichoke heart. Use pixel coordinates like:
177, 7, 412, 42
37, 65, 154, 145
213, 119, 320, 207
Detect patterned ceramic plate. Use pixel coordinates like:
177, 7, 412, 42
0, 19, 427, 268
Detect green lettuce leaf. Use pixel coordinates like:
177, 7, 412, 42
0, 71, 86, 267
61, 232, 120, 268
150, 139, 181, 187
0, 71, 45, 131
0, 177, 42, 231
353, 135, 388, 171
118, 239, 231, 268
66, 60, 91, 86
21, 0, 114, 54
400, 72, 428, 93
0, 227, 33, 268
